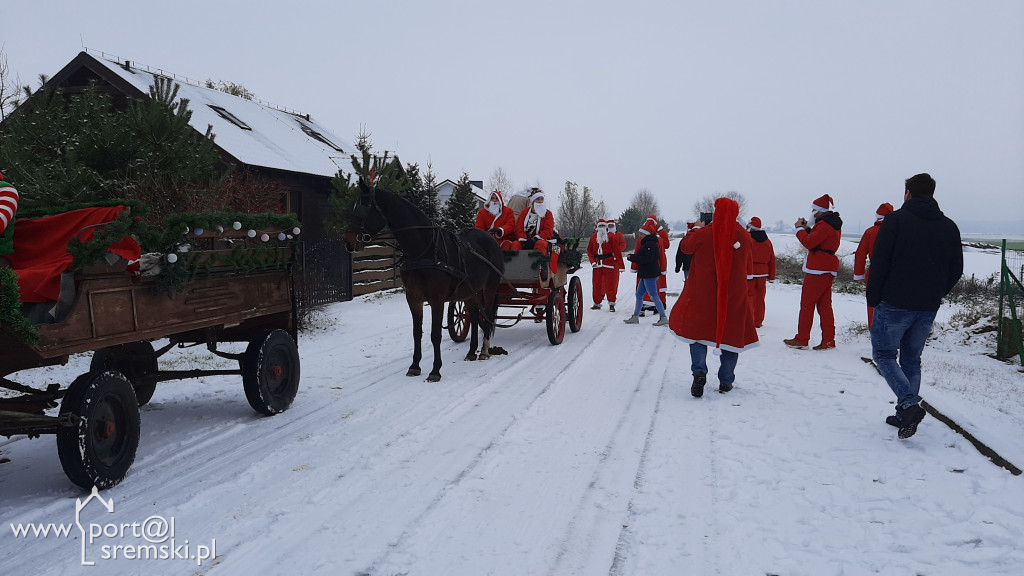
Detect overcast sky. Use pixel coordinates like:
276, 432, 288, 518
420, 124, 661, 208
4, 1, 1023, 233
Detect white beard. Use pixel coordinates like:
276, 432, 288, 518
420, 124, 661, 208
486, 201, 501, 217
533, 203, 547, 217
809, 211, 818, 225
608, 226, 616, 234
596, 228, 609, 244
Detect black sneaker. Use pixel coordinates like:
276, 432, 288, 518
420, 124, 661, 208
885, 414, 901, 427
897, 404, 926, 439
691, 373, 707, 398
719, 381, 733, 393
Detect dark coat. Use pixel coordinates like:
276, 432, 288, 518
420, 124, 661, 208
866, 197, 963, 311
629, 234, 663, 279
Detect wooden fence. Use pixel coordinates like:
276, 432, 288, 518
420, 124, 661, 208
352, 235, 403, 296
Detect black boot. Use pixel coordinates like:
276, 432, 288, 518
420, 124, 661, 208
896, 404, 926, 439
691, 373, 707, 398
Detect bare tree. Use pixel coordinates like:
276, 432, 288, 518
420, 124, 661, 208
629, 189, 661, 218
555, 181, 603, 238
0, 45, 24, 120
692, 191, 748, 220
487, 166, 514, 196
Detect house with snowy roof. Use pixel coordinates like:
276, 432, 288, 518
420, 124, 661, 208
41, 50, 355, 302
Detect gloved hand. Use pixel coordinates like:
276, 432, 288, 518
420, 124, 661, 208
591, 261, 598, 268
489, 228, 501, 236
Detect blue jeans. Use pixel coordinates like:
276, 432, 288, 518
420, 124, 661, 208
870, 302, 936, 410
690, 342, 739, 385
634, 277, 666, 316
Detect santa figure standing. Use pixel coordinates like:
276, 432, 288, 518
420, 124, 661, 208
587, 219, 619, 311
745, 217, 776, 328
853, 202, 894, 326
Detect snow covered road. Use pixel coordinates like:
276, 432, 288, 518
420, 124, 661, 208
2, 243, 1022, 575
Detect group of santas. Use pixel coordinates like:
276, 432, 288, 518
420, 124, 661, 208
474, 188, 559, 275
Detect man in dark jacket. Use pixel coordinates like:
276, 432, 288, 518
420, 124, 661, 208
867, 173, 963, 439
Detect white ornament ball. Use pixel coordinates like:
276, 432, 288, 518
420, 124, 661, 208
286, 234, 293, 240
260, 233, 270, 242
184, 225, 190, 234
247, 230, 257, 238
217, 225, 224, 234
233, 221, 243, 230
292, 227, 301, 235
167, 253, 178, 263
278, 232, 287, 241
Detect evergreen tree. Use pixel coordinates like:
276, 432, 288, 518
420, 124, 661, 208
617, 207, 644, 235
0, 77, 220, 215
404, 162, 441, 223
441, 171, 477, 231
326, 148, 409, 234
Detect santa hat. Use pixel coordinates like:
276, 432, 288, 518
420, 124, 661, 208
596, 219, 607, 228
712, 197, 741, 349
875, 202, 893, 220
639, 220, 658, 236
607, 219, 616, 227
530, 190, 545, 203
748, 217, 762, 231
489, 190, 505, 206
811, 194, 834, 213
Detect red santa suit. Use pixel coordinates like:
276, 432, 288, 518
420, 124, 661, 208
511, 190, 558, 274
474, 190, 517, 249
788, 194, 843, 348
587, 220, 618, 307
669, 198, 759, 353
631, 215, 669, 308
745, 217, 776, 328
607, 220, 627, 272
853, 202, 894, 326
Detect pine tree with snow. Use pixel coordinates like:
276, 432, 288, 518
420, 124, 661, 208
441, 172, 477, 231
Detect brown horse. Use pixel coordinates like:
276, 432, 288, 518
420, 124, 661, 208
343, 180, 504, 382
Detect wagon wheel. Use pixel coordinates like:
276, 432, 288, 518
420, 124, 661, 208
56, 371, 140, 490
546, 289, 567, 345
241, 330, 300, 416
567, 276, 583, 333
447, 300, 470, 343
91, 342, 159, 406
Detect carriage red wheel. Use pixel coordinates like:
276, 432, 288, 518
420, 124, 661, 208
567, 276, 583, 333
447, 300, 470, 342
546, 289, 566, 345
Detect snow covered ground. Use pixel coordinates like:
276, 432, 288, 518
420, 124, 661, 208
1, 234, 1022, 576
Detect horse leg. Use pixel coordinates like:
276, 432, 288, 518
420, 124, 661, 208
479, 289, 497, 360
427, 302, 444, 382
407, 298, 423, 377
465, 303, 479, 361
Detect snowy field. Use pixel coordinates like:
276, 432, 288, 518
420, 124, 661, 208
1, 233, 1022, 576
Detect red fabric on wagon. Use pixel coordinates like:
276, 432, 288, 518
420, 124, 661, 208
7, 206, 141, 303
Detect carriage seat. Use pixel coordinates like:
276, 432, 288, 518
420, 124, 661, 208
7, 206, 141, 323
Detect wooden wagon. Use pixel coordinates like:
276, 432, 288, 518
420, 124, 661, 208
0, 208, 300, 490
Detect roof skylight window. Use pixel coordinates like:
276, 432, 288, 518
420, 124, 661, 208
208, 105, 252, 131
296, 119, 343, 152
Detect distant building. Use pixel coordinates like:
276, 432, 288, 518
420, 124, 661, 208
435, 179, 487, 210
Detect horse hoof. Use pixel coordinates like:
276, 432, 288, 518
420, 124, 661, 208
426, 373, 441, 382
407, 368, 421, 377
479, 353, 490, 361
465, 353, 478, 362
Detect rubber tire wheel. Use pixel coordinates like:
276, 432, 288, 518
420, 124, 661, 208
56, 371, 141, 490
91, 342, 159, 406
447, 300, 470, 343
546, 289, 566, 345
241, 330, 300, 415
567, 276, 583, 333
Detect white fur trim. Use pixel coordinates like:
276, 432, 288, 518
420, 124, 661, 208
530, 191, 545, 203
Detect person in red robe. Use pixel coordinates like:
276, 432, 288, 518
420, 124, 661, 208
853, 202, 894, 326
745, 217, 776, 329
669, 197, 758, 397
607, 219, 627, 274
784, 194, 843, 350
511, 189, 558, 275
587, 219, 619, 311
474, 190, 516, 249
